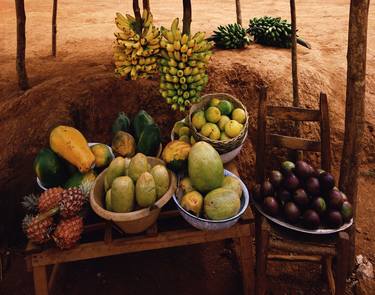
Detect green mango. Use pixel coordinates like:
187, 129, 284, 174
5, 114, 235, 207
132, 110, 154, 141
137, 123, 161, 156
136, 172, 156, 208
111, 176, 134, 213
150, 165, 169, 199
112, 112, 130, 135
104, 157, 125, 191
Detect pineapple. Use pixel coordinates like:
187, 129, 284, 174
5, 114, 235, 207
59, 181, 92, 218
22, 214, 54, 244
21, 194, 39, 214
38, 187, 64, 212
53, 216, 83, 249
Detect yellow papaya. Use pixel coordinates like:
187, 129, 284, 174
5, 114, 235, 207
50, 126, 95, 173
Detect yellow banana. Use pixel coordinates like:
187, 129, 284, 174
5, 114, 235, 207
174, 40, 181, 51
188, 39, 195, 48
126, 14, 136, 23
115, 65, 132, 76
170, 18, 179, 34
143, 12, 153, 27
181, 34, 189, 45
130, 66, 138, 79
117, 39, 136, 48
174, 51, 181, 61
173, 30, 181, 42
142, 9, 148, 22
192, 32, 205, 43
180, 44, 188, 53
186, 48, 193, 56
166, 43, 174, 52
115, 60, 132, 67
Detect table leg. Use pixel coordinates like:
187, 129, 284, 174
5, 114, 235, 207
239, 234, 254, 295
33, 265, 48, 295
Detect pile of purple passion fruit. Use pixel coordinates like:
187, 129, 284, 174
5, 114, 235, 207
252, 160, 353, 230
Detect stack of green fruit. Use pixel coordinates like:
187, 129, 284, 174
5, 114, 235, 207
191, 98, 246, 141
179, 142, 243, 220
104, 153, 170, 212
111, 110, 161, 158
210, 23, 250, 49
247, 16, 310, 49
159, 18, 213, 112
114, 10, 161, 79
172, 120, 196, 145
34, 127, 113, 189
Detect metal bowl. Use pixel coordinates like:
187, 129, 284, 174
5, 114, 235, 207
36, 142, 114, 191
171, 119, 245, 164
173, 169, 249, 231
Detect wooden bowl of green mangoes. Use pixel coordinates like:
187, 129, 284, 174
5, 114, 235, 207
90, 156, 177, 234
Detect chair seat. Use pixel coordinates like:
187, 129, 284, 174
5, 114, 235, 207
262, 217, 339, 256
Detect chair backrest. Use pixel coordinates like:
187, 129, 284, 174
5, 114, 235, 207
255, 86, 331, 183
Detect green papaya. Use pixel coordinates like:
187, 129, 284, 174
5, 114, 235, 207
132, 110, 154, 141
34, 148, 68, 188
112, 112, 130, 135
137, 124, 161, 156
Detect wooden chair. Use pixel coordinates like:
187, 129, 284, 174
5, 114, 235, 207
254, 86, 350, 295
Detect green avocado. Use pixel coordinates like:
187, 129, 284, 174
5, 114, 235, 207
132, 110, 154, 141
136, 123, 161, 156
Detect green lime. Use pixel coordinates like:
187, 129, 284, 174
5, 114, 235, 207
217, 100, 233, 116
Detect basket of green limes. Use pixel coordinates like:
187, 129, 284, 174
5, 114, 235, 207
188, 93, 249, 154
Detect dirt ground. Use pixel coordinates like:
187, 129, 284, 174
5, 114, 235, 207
0, 0, 375, 294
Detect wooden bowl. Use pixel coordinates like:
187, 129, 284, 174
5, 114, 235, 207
90, 157, 177, 234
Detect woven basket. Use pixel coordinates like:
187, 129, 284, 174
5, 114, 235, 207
188, 93, 249, 154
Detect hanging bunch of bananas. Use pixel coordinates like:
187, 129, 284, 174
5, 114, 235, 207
209, 23, 250, 49
114, 10, 161, 80
159, 18, 213, 112
247, 16, 310, 49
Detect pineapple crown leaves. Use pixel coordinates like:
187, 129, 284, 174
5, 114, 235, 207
79, 179, 94, 200
209, 23, 250, 49
247, 16, 310, 49
21, 194, 39, 214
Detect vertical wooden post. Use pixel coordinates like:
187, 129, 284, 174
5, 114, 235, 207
33, 266, 49, 295
142, 0, 150, 11
255, 86, 267, 184
319, 92, 332, 173
15, 0, 29, 90
235, 0, 242, 26
290, 0, 299, 105
52, 0, 58, 56
182, 0, 192, 35
133, 0, 142, 34
339, 0, 370, 271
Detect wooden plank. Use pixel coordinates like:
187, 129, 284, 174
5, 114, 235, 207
268, 254, 321, 262
266, 134, 321, 152
267, 106, 320, 121
255, 216, 269, 295
239, 234, 254, 295
269, 239, 336, 256
324, 256, 335, 295
255, 86, 268, 183
33, 266, 48, 295
335, 232, 350, 295
31, 223, 251, 267
320, 92, 332, 172
104, 221, 112, 244
48, 263, 64, 292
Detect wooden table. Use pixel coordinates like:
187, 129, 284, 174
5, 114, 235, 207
25, 163, 255, 295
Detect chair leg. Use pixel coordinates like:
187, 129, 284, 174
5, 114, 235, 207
255, 213, 269, 295
335, 232, 350, 295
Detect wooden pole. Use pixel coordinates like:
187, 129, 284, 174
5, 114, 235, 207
15, 0, 29, 90
132, 0, 142, 34
235, 0, 242, 26
290, 0, 302, 161
182, 0, 192, 35
142, 0, 150, 11
339, 0, 370, 271
290, 0, 299, 106
52, 0, 58, 56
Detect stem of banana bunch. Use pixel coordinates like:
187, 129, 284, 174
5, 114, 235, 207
142, 0, 150, 12
133, 0, 142, 35
182, 0, 192, 35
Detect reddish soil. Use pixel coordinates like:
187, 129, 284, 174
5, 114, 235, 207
0, 0, 374, 294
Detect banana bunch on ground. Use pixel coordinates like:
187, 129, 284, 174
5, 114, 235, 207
114, 10, 161, 80
210, 23, 250, 49
159, 18, 213, 112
